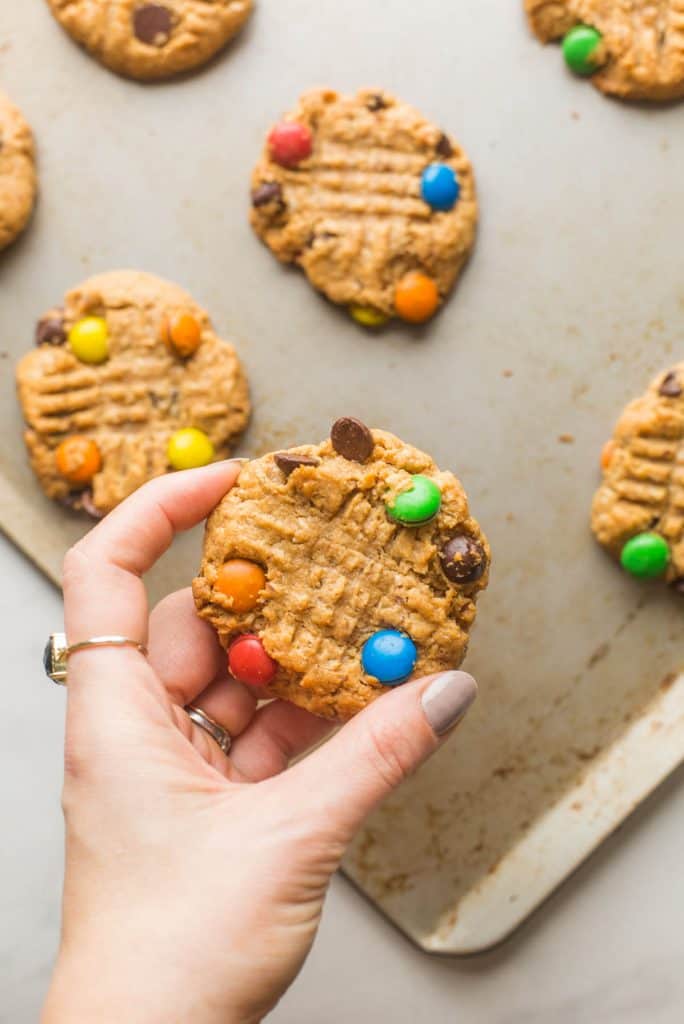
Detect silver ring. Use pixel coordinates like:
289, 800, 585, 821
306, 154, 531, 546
43, 632, 148, 685
186, 705, 232, 756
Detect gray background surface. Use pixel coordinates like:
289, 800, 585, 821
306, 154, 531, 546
2, 0, 684, 1018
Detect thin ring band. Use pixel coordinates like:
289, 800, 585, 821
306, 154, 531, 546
43, 632, 148, 685
67, 636, 148, 657
186, 705, 232, 756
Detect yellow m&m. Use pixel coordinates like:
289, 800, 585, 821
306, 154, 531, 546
68, 317, 109, 364
167, 428, 215, 470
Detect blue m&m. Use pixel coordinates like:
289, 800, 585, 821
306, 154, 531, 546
362, 630, 417, 685
420, 163, 460, 212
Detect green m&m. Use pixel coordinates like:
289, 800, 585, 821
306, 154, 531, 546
386, 475, 441, 526
620, 532, 670, 579
562, 25, 604, 76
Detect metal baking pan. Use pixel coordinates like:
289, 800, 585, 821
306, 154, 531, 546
1, 2, 682, 953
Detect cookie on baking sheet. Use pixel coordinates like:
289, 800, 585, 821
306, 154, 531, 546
16, 270, 250, 516
592, 364, 684, 592
46, 0, 253, 81
525, 0, 684, 100
0, 92, 37, 252
250, 88, 477, 327
193, 419, 490, 721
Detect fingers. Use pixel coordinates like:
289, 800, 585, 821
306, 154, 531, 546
279, 671, 478, 841
228, 701, 333, 782
63, 460, 241, 646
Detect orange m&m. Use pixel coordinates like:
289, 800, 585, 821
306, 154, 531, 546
215, 559, 266, 613
600, 439, 616, 471
160, 312, 202, 358
55, 436, 102, 485
394, 271, 439, 323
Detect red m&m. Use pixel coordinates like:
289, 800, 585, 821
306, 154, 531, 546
228, 634, 277, 688
268, 121, 312, 167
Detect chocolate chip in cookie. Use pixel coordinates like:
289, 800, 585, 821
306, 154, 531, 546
330, 417, 374, 463
274, 453, 320, 477
35, 312, 66, 347
659, 370, 682, 398
133, 5, 173, 46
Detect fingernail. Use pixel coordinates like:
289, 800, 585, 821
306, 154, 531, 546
228, 457, 249, 464
421, 671, 478, 736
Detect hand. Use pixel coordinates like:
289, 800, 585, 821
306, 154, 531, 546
42, 462, 477, 1024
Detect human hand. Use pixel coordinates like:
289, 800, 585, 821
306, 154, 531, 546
42, 462, 477, 1024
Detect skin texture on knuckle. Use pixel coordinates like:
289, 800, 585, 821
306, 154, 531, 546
61, 542, 92, 592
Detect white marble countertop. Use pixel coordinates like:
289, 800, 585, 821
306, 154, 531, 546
2, 531, 683, 1024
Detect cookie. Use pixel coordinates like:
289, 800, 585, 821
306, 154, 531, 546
250, 88, 477, 326
526, 0, 684, 100
46, 0, 253, 81
193, 419, 490, 721
0, 92, 37, 252
592, 363, 684, 592
16, 270, 250, 516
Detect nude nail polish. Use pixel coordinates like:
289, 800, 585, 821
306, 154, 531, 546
421, 671, 478, 736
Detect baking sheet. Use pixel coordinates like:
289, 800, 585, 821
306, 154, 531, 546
1, 2, 682, 954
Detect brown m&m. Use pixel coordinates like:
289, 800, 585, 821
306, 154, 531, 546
439, 535, 487, 583
330, 417, 374, 463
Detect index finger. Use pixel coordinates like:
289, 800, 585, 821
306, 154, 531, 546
63, 460, 242, 645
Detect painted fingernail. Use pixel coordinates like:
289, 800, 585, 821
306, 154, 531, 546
421, 671, 477, 736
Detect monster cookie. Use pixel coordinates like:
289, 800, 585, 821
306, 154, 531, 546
526, 0, 684, 100
592, 364, 684, 592
46, 0, 253, 81
193, 419, 490, 720
0, 92, 37, 252
250, 89, 478, 326
16, 270, 250, 516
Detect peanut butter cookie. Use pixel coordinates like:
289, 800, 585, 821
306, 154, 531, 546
526, 0, 684, 100
193, 419, 490, 721
592, 363, 683, 592
0, 92, 37, 252
250, 88, 478, 327
46, 0, 253, 81
17, 270, 250, 516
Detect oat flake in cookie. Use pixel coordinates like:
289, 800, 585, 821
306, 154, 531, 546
0, 92, 37, 252
16, 270, 250, 516
46, 0, 253, 81
193, 420, 490, 721
250, 89, 478, 327
526, 0, 684, 100
592, 363, 684, 592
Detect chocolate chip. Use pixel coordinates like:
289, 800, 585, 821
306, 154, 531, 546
367, 94, 387, 111
133, 4, 172, 46
658, 371, 682, 398
35, 312, 66, 346
439, 535, 487, 584
251, 182, 284, 208
274, 452, 320, 477
330, 417, 374, 463
435, 133, 453, 158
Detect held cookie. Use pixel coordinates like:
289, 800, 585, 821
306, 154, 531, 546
193, 419, 490, 721
526, 0, 684, 100
592, 364, 683, 593
250, 89, 477, 327
46, 0, 253, 81
16, 270, 250, 516
0, 92, 37, 252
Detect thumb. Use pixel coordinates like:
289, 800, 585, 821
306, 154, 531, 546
285, 670, 477, 841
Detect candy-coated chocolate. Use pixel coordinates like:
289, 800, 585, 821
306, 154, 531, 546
68, 317, 109, 364
228, 634, 278, 687
361, 629, 417, 685
167, 428, 215, 470
215, 559, 266, 613
620, 532, 669, 579
348, 304, 389, 328
386, 475, 442, 526
562, 25, 604, 76
55, 436, 102, 485
394, 271, 439, 323
268, 121, 312, 167
600, 439, 616, 471
420, 163, 460, 212
439, 535, 487, 584
161, 312, 202, 358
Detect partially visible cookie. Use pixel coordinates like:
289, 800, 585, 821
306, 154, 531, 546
193, 419, 490, 721
0, 92, 37, 252
16, 270, 250, 515
250, 88, 478, 327
526, 0, 684, 100
592, 364, 684, 592
46, 0, 253, 80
